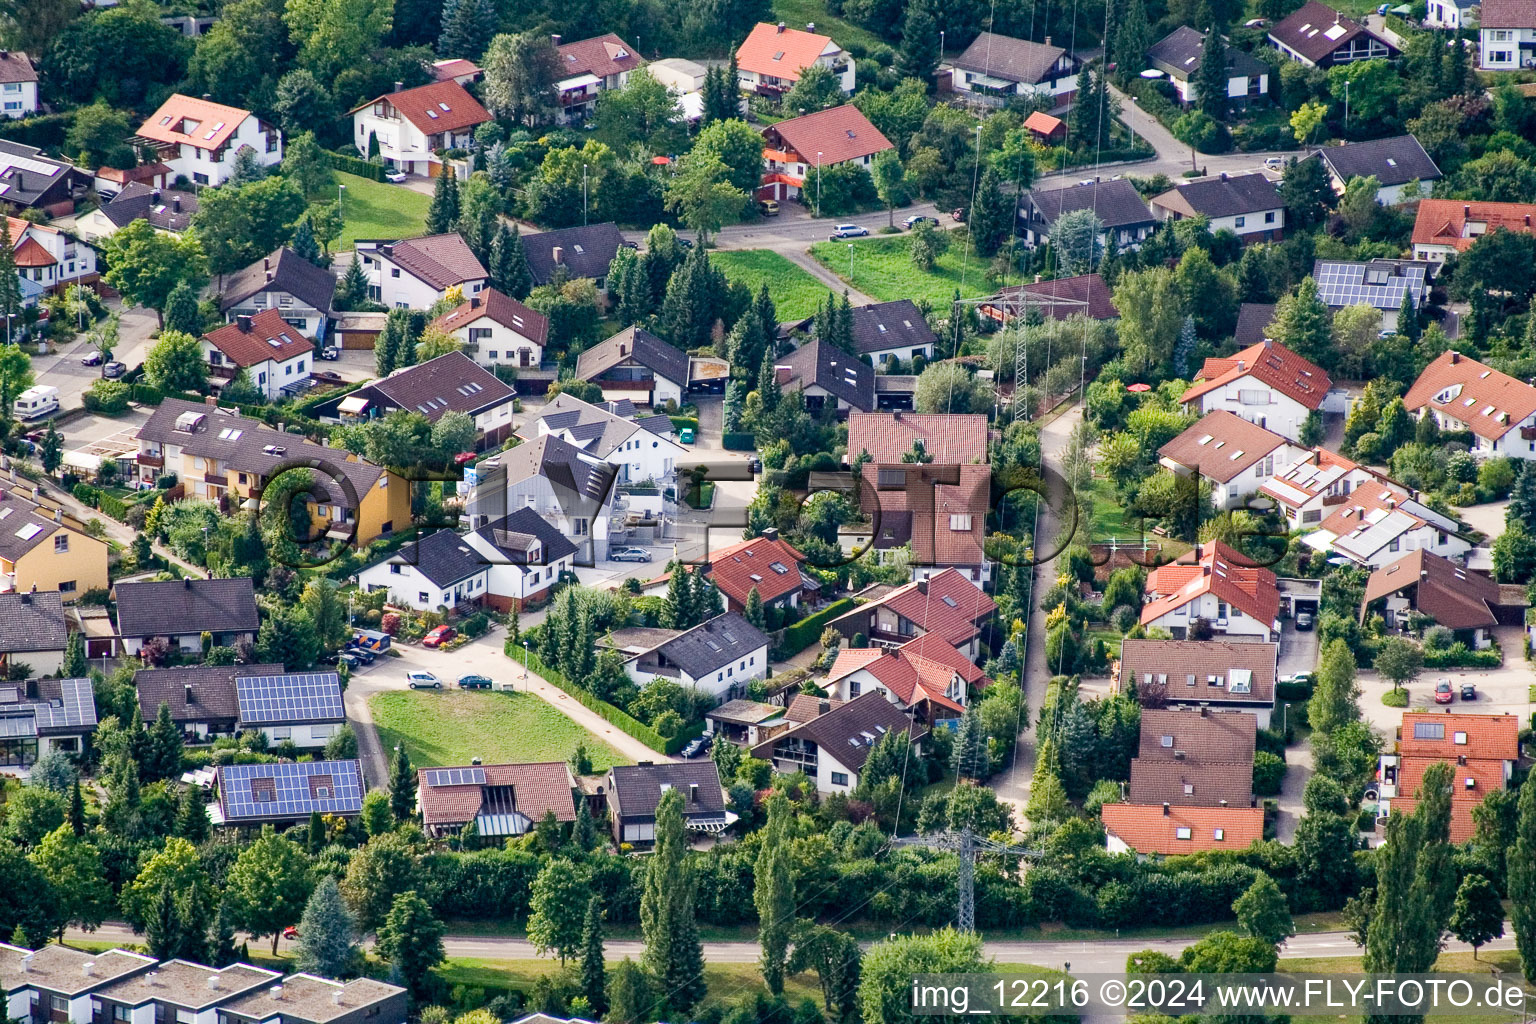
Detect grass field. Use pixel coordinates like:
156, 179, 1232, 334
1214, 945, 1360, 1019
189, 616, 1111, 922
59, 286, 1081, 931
710, 249, 831, 320
808, 232, 992, 307
769, 0, 888, 53
369, 689, 628, 770
330, 172, 430, 250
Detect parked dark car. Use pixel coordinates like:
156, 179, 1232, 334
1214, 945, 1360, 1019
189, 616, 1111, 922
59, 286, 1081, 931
1460, 683, 1477, 700
458, 674, 493, 689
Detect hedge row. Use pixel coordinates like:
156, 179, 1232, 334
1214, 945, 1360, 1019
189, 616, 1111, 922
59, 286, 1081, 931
1423, 644, 1502, 669
722, 431, 756, 451
325, 149, 388, 182
518, 646, 689, 754
669, 416, 700, 434
776, 597, 855, 657
0, 113, 72, 154
96, 493, 129, 522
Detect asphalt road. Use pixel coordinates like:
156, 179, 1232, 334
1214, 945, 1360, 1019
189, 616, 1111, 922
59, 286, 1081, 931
67, 922, 1519, 969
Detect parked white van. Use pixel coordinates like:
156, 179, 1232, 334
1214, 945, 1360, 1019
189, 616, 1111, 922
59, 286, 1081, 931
15, 385, 58, 420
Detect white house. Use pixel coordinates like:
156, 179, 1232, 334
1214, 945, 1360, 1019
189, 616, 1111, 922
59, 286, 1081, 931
114, 578, 259, 657
462, 508, 579, 612
1020, 179, 1159, 251
821, 632, 984, 721
1404, 350, 1536, 460
6, 216, 98, 295
1179, 338, 1332, 443
430, 288, 548, 370
462, 434, 621, 564
200, 310, 313, 400
350, 80, 490, 175
355, 233, 487, 310
1426, 0, 1477, 28
617, 612, 770, 702
1150, 172, 1285, 243
749, 692, 925, 795
1302, 486, 1468, 568
358, 528, 491, 611
575, 326, 691, 408
1146, 27, 1270, 107
849, 299, 939, 365
1268, 0, 1398, 66
949, 31, 1079, 107
1141, 542, 1280, 640
1260, 447, 1396, 530
735, 22, 855, 98
1312, 258, 1429, 332
1158, 411, 1308, 509
133, 94, 282, 187
525, 392, 683, 486
554, 33, 644, 124
1313, 136, 1442, 205
0, 53, 39, 119
233, 670, 346, 750
218, 247, 336, 339
758, 104, 893, 204
1480, 0, 1536, 68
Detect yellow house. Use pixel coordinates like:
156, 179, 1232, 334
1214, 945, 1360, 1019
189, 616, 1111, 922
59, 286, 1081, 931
0, 507, 108, 601
132, 397, 412, 545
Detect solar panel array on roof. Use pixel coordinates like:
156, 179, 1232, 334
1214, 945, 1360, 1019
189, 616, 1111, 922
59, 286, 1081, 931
35, 677, 97, 729
1313, 260, 1427, 311
424, 766, 486, 787
219, 760, 364, 820
234, 672, 344, 724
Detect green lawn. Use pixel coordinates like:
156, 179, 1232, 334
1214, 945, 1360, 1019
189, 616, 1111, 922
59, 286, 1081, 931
808, 232, 992, 307
710, 249, 831, 320
330, 172, 430, 250
769, 0, 888, 54
369, 689, 629, 769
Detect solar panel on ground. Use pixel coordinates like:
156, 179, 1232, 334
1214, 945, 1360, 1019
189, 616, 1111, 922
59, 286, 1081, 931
218, 759, 364, 821
235, 672, 345, 724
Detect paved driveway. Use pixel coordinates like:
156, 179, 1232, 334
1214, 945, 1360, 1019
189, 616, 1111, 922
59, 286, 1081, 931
1357, 624, 1534, 737
1278, 620, 1320, 678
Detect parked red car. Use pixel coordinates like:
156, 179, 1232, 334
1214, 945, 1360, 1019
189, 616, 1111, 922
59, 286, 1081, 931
422, 625, 458, 648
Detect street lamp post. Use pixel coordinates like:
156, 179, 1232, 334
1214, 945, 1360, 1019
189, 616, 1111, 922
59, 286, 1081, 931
583, 163, 589, 227
1127, 96, 1137, 150
522, 639, 529, 680
939, 29, 945, 64
815, 151, 823, 218
338, 182, 345, 220
848, 243, 854, 281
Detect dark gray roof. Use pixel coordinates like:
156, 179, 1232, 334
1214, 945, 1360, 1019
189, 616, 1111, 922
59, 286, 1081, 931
473, 507, 579, 564
1023, 178, 1156, 230
115, 577, 259, 638
952, 31, 1072, 84
219, 247, 337, 314
1316, 135, 1442, 187
0, 140, 77, 207
531, 392, 648, 457
608, 760, 726, 820
0, 590, 64, 652
778, 338, 874, 411
577, 326, 690, 388
1146, 26, 1268, 82
524, 223, 626, 286
750, 691, 926, 771
386, 528, 487, 588
652, 611, 771, 678
491, 434, 620, 517
134, 662, 286, 723
1233, 303, 1279, 347
848, 299, 939, 356
101, 183, 198, 232
138, 398, 386, 497
353, 351, 516, 423
1156, 173, 1282, 217
0, 506, 68, 563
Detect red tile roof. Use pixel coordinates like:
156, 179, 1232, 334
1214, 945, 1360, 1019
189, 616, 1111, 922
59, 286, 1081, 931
1259, 447, 1366, 508
826, 647, 965, 715
704, 535, 809, 606
909, 463, 989, 568
736, 22, 837, 81
898, 632, 988, 686
870, 569, 997, 646
203, 309, 311, 368
1180, 339, 1331, 411
1363, 550, 1500, 630
136, 94, 254, 153
1142, 541, 1280, 628
383, 233, 487, 290
762, 105, 893, 168
432, 58, 482, 80
556, 33, 644, 80
1399, 711, 1520, 760
1023, 111, 1064, 136
432, 288, 549, 346
1158, 411, 1292, 484
1480, 0, 1536, 27
352, 80, 490, 137
0, 52, 36, 85
1403, 350, 1536, 442
847, 412, 989, 464
1101, 802, 1265, 855
1138, 708, 1258, 762
11, 236, 51, 267
1412, 198, 1536, 254
416, 761, 576, 828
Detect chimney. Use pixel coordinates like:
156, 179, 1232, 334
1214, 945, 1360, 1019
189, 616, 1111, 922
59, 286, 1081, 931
1220, 171, 1228, 182
688, 783, 699, 803
184, 577, 192, 589
202, 93, 212, 102
151, 188, 161, 202
1044, 35, 1052, 44
818, 699, 830, 716
185, 683, 195, 705
760, 526, 779, 541
1219, 799, 1228, 806
777, 20, 786, 30
1421, 570, 1428, 579
332, 990, 344, 1007
263, 256, 270, 272
237, 314, 253, 332
83, 962, 95, 978
551, 34, 561, 45
208, 976, 221, 992
1450, 351, 1460, 364
53, 508, 60, 524
205, 395, 218, 407
619, 342, 627, 356
1199, 706, 1208, 717
1464, 204, 1470, 218
893, 409, 902, 421
471, 756, 481, 765
1161, 802, 1170, 816
470, 296, 480, 309
393, 81, 404, 92
270, 986, 283, 1001
172, 196, 181, 213
552, 245, 564, 265
19, 590, 28, 605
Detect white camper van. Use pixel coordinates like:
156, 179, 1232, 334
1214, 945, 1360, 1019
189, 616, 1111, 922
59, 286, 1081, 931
14, 385, 58, 420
